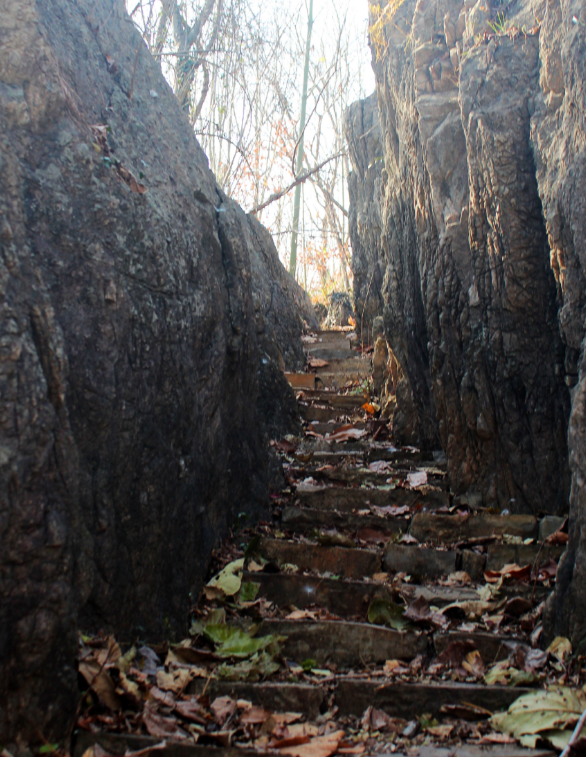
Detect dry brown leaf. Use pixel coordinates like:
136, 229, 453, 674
272, 713, 303, 725
484, 563, 531, 583
143, 705, 188, 740
240, 706, 272, 725
156, 668, 199, 693
78, 659, 122, 710
426, 724, 454, 739
211, 696, 237, 726
277, 730, 346, 757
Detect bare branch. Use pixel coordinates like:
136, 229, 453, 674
250, 151, 346, 215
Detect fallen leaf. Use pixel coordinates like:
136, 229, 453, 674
439, 703, 492, 721
462, 649, 485, 678
367, 598, 411, 630
143, 705, 188, 739
407, 471, 428, 488
490, 687, 586, 747
308, 358, 328, 368
156, 668, 198, 693
547, 637, 572, 662
174, 698, 208, 724
206, 558, 244, 597
484, 563, 531, 583
277, 729, 346, 757
240, 706, 272, 725
211, 696, 237, 725
426, 724, 453, 739
78, 659, 122, 710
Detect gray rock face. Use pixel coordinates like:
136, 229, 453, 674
325, 291, 355, 328
346, 0, 571, 505
533, 0, 586, 649
0, 0, 308, 745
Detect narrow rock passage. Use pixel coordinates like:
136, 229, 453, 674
76, 331, 575, 757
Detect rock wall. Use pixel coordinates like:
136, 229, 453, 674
347, 0, 573, 509
0, 0, 309, 745
533, 0, 586, 649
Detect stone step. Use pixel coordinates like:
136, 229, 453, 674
485, 542, 565, 571
188, 680, 324, 718
258, 618, 427, 667
384, 540, 564, 582
242, 570, 397, 617
257, 537, 381, 578
315, 357, 371, 374
76, 723, 554, 757
299, 403, 350, 422
284, 371, 316, 389
409, 512, 539, 544
296, 391, 367, 408
281, 504, 407, 537
334, 679, 534, 718
306, 348, 357, 361
316, 371, 369, 388
295, 484, 449, 511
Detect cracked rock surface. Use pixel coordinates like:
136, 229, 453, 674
0, 0, 311, 744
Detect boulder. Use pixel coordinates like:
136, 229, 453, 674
0, 0, 307, 745
325, 291, 354, 328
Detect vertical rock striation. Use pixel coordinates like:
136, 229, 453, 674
0, 0, 310, 745
347, 0, 571, 510
531, 0, 586, 648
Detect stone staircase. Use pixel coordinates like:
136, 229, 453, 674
75, 330, 567, 757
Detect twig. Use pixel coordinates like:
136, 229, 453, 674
128, 42, 142, 99
560, 706, 586, 757
249, 152, 346, 215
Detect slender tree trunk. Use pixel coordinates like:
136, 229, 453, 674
289, 0, 314, 279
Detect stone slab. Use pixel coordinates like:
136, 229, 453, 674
259, 619, 427, 667
243, 570, 395, 617
285, 372, 316, 389
281, 505, 407, 536
74, 733, 265, 757
258, 537, 381, 578
296, 485, 448, 512
410, 513, 538, 544
333, 679, 534, 718
486, 542, 566, 571
400, 584, 480, 607
434, 631, 522, 664
384, 544, 457, 580
187, 680, 324, 719
389, 746, 553, 757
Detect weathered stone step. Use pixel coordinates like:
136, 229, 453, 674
74, 733, 269, 757
305, 348, 357, 361
76, 730, 554, 757
315, 357, 370, 374
434, 631, 524, 664
297, 391, 367, 408
333, 679, 534, 718
309, 466, 448, 489
284, 371, 316, 389
316, 371, 369, 388
243, 570, 396, 617
409, 512, 539, 544
390, 746, 553, 757
384, 540, 564, 582
296, 484, 449, 511
486, 542, 565, 571
299, 404, 350, 422
281, 504, 406, 537
188, 680, 324, 718
257, 537, 381, 577
258, 618, 427, 667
